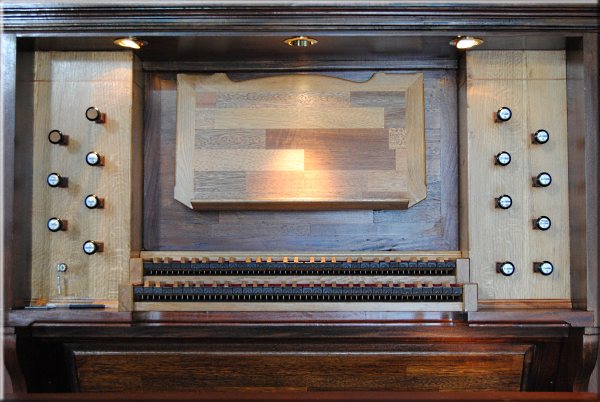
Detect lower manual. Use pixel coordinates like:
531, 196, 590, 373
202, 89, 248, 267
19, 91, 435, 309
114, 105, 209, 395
133, 282, 463, 303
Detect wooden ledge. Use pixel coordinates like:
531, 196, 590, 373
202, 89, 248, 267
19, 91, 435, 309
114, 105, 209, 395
4, 392, 599, 401
468, 309, 594, 328
7, 308, 594, 328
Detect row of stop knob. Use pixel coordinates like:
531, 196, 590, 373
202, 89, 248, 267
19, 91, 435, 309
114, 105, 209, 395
497, 261, 554, 276
494, 107, 555, 276
46, 107, 106, 255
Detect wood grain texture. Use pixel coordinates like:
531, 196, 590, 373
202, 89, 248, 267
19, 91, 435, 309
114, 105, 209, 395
30, 52, 140, 304
72, 343, 530, 392
175, 72, 426, 210
210, 107, 385, 129
461, 51, 571, 301
194, 149, 306, 172
144, 70, 458, 251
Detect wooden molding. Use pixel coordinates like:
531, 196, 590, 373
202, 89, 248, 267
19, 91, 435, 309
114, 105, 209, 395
3, 4, 599, 33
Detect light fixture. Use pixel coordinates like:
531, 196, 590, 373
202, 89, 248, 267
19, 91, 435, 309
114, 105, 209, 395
284, 36, 318, 47
113, 37, 147, 50
449, 36, 483, 50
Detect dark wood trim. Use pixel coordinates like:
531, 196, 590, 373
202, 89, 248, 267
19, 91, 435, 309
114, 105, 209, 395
2, 34, 17, 312
3, 391, 600, 401
575, 330, 600, 391
3, 328, 27, 393
6, 310, 132, 328
567, 36, 588, 312
583, 32, 600, 392
6, 309, 594, 329
11, 50, 35, 310
583, 33, 599, 327
2, 4, 599, 33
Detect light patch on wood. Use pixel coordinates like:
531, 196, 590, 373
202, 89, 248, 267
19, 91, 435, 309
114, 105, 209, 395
194, 149, 305, 172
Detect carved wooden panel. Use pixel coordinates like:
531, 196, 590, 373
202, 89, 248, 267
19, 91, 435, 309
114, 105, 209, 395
175, 73, 426, 210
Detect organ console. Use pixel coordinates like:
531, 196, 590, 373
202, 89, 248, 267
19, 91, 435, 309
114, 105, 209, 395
2, 0, 599, 398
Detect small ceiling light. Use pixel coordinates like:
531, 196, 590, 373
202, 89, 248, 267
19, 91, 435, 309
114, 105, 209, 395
284, 36, 318, 47
449, 36, 483, 50
113, 37, 147, 50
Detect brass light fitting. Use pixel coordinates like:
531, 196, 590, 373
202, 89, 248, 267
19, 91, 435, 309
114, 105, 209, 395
113, 37, 147, 50
449, 36, 484, 50
284, 36, 318, 47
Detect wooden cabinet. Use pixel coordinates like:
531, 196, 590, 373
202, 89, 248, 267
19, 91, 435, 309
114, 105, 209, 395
2, 1, 599, 397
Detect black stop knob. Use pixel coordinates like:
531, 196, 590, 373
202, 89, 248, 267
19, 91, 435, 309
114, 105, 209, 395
85, 107, 106, 123
83, 240, 103, 255
496, 195, 513, 210
534, 261, 554, 276
532, 129, 550, 144
47, 173, 67, 188
496, 107, 512, 122
47, 217, 67, 232
497, 261, 515, 276
48, 130, 68, 145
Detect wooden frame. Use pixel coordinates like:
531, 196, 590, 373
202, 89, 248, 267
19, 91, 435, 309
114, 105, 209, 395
174, 72, 426, 211
1, 1, 599, 395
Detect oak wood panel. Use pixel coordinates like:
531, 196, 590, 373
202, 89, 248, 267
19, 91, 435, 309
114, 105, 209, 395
30, 52, 141, 305
72, 343, 532, 392
175, 72, 426, 210
208, 107, 385, 129
461, 51, 571, 301
143, 70, 458, 251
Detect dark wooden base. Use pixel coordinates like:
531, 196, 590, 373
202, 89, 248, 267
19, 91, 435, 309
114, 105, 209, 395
5, 309, 595, 393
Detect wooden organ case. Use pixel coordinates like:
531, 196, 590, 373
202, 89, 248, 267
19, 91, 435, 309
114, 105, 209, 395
2, 1, 599, 397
